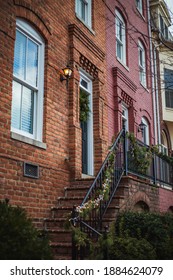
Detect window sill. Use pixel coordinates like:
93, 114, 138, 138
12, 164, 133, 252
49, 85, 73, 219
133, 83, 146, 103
136, 7, 145, 21
75, 14, 95, 35
117, 57, 129, 71
11, 132, 47, 149
140, 82, 149, 92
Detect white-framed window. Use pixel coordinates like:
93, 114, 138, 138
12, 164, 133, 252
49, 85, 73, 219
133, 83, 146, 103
138, 40, 146, 87
136, 0, 143, 15
116, 10, 126, 65
164, 68, 173, 108
142, 117, 149, 145
11, 19, 45, 142
75, 0, 92, 28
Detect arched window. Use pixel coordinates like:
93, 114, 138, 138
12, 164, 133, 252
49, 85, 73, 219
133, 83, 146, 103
138, 40, 146, 87
142, 117, 149, 145
161, 130, 168, 155
115, 10, 126, 65
11, 19, 45, 143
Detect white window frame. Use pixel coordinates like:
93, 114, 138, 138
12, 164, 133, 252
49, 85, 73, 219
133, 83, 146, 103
11, 19, 45, 143
138, 40, 146, 87
80, 71, 94, 176
116, 10, 126, 65
136, 0, 143, 15
75, 0, 92, 28
142, 117, 149, 145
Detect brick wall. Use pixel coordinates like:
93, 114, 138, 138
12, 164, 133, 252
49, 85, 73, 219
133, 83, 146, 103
159, 187, 173, 212
106, 0, 155, 145
0, 0, 108, 220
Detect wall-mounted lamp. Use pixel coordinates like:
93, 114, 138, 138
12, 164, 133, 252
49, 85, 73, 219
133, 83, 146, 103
60, 65, 72, 88
138, 120, 146, 135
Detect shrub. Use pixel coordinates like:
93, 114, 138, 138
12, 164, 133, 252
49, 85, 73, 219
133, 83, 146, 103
114, 211, 173, 260
0, 200, 52, 260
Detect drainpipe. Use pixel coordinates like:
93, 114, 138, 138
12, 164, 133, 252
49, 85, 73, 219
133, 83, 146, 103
147, 0, 158, 145
153, 43, 162, 146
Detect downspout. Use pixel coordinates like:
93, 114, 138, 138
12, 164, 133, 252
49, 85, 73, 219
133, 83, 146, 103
153, 43, 162, 146
147, 0, 158, 145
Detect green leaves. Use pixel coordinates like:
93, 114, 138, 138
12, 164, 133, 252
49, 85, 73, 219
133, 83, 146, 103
80, 88, 90, 122
0, 200, 52, 260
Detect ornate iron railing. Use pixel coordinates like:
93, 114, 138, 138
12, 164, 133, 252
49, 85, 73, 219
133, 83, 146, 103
71, 130, 173, 259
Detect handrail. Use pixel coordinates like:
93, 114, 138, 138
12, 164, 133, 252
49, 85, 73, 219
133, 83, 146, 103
72, 128, 125, 234
81, 128, 125, 206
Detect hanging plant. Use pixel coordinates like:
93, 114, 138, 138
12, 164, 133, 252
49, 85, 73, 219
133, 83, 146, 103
80, 88, 90, 122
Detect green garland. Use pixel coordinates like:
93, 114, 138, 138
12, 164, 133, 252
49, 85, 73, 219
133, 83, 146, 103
80, 88, 90, 122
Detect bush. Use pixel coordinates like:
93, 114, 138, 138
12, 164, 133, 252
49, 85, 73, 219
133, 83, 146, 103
109, 237, 156, 260
0, 200, 52, 260
93, 211, 173, 260
114, 211, 173, 259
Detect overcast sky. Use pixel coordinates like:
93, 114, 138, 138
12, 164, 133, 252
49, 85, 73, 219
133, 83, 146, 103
165, 0, 173, 30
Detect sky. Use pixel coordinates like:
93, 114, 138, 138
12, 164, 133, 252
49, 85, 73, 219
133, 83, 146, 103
165, 0, 173, 33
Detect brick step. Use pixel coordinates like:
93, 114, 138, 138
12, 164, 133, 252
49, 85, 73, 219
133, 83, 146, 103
57, 196, 83, 207
50, 242, 72, 260
47, 229, 72, 243
45, 217, 68, 228
50, 206, 73, 219
70, 179, 93, 188
64, 186, 89, 197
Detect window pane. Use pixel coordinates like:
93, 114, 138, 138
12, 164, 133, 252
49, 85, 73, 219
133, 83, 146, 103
13, 31, 26, 79
27, 39, 38, 87
21, 86, 34, 134
11, 81, 22, 129
81, 79, 88, 89
117, 41, 122, 59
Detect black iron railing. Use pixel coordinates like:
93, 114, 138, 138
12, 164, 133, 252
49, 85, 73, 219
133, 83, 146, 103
71, 130, 173, 259
71, 128, 125, 259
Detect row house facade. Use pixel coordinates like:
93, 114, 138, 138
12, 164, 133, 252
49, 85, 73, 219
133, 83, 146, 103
0, 0, 108, 220
150, 0, 173, 211
0, 0, 173, 258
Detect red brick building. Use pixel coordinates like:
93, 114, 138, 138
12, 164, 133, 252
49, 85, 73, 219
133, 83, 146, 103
106, 0, 155, 146
0, 0, 108, 220
0, 0, 173, 259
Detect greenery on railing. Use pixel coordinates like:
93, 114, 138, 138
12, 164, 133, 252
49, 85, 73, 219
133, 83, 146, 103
127, 133, 152, 174
75, 152, 115, 219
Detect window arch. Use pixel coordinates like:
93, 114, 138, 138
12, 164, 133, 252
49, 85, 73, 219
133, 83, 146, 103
11, 19, 45, 143
138, 40, 146, 87
115, 10, 126, 65
142, 117, 149, 145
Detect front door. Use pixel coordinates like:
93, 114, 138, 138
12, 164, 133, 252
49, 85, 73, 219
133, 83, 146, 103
80, 72, 94, 176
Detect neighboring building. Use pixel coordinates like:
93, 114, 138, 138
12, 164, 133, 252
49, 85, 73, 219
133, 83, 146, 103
0, 0, 108, 219
106, 0, 155, 146
150, 0, 173, 211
